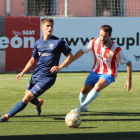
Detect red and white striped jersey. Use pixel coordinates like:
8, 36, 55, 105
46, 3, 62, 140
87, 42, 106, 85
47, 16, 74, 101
82, 38, 129, 78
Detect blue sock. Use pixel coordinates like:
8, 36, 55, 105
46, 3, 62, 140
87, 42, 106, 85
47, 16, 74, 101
79, 92, 87, 104
7, 100, 27, 117
81, 89, 99, 106
30, 98, 39, 106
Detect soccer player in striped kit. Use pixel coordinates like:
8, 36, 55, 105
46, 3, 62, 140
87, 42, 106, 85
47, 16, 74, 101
71, 25, 132, 113
0, 18, 73, 122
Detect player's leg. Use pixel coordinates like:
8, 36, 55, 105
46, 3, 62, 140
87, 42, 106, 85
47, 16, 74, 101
29, 89, 43, 110
79, 84, 93, 112
79, 71, 99, 104
0, 78, 55, 122
72, 79, 107, 114
30, 97, 43, 116
81, 73, 115, 106
81, 78, 108, 106
29, 78, 55, 116
72, 74, 115, 114
23, 89, 43, 116
0, 90, 35, 122
79, 84, 93, 103
26, 81, 40, 106
77, 71, 99, 112
26, 80, 44, 116
30, 97, 39, 106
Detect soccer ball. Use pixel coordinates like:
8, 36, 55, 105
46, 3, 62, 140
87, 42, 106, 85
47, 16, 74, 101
65, 112, 82, 128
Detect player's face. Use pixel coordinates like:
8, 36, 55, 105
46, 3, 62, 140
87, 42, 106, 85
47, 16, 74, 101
99, 29, 111, 45
42, 21, 53, 36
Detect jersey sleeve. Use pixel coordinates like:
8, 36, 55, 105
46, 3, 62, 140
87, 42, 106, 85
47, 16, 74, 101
117, 50, 130, 64
59, 40, 71, 56
32, 42, 38, 58
82, 40, 92, 53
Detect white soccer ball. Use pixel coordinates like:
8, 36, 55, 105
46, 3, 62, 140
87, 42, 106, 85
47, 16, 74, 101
65, 112, 82, 128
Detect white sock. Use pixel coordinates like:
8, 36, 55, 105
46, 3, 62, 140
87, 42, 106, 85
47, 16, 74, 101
81, 89, 99, 106
79, 92, 87, 104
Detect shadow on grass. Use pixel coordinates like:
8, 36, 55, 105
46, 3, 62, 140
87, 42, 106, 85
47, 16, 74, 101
10, 111, 140, 122
13, 111, 140, 118
0, 132, 140, 140
1, 112, 140, 140
82, 111, 140, 117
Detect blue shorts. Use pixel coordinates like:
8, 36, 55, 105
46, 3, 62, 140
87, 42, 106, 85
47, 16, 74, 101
27, 77, 56, 98
85, 71, 115, 86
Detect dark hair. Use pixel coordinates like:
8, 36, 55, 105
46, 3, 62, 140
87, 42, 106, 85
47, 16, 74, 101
41, 18, 54, 25
100, 25, 112, 36
105, 7, 108, 11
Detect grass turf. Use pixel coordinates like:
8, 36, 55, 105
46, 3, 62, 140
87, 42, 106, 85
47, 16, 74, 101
0, 72, 140, 140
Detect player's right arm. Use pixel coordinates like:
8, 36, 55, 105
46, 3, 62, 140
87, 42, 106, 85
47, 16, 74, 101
73, 49, 84, 61
74, 40, 93, 61
16, 41, 39, 82
65, 49, 84, 68
16, 57, 36, 82
66, 40, 92, 68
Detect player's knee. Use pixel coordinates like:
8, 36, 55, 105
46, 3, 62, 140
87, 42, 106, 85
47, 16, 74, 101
81, 88, 89, 94
24, 89, 28, 95
94, 84, 101, 91
22, 92, 35, 103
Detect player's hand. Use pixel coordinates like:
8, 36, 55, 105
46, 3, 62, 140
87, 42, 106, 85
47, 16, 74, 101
124, 80, 132, 91
50, 66, 60, 74
16, 72, 24, 82
65, 63, 70, 69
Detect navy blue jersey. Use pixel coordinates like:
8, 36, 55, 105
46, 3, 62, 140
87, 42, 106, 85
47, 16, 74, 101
31, 35, 71, 81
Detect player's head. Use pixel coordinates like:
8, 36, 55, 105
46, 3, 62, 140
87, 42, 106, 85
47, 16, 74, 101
100, 25, 112, 35
99, 25, 112, 45
41, 18, 54, 36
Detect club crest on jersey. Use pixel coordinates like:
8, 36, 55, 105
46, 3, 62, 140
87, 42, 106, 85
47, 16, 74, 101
49, 44, 54, 49
65, 42, 68, 46
106, 53, 111, 58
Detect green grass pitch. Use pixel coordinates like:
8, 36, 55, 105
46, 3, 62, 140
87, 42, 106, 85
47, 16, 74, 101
0, 72, 140, 140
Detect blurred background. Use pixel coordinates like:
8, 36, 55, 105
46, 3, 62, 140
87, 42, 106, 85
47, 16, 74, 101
0, 0, 140, 72
0, 0, 140, 17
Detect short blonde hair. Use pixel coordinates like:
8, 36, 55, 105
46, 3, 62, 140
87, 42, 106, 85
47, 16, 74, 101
41, 18, 54, 25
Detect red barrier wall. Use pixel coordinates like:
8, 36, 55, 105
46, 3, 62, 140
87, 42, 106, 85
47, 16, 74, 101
5, 17, 40, 72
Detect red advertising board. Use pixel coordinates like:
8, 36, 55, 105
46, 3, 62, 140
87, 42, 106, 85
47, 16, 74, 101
5, 17, 40, 72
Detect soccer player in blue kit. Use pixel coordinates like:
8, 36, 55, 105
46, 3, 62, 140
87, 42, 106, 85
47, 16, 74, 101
0, 18, 73, 122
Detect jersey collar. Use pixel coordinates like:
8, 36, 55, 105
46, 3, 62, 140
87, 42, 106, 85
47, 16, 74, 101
101, 40, 112, 49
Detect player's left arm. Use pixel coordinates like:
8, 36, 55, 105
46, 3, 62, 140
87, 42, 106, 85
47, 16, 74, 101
117, 49, 132, 91
124, 61, 132, 91
50, 52, 73, 74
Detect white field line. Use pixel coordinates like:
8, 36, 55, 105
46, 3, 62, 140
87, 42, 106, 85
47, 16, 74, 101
0, 76, 140, 80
